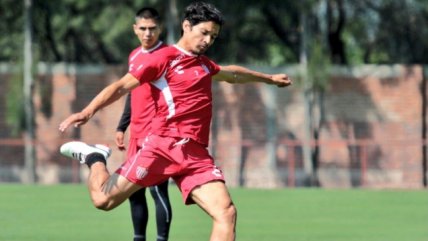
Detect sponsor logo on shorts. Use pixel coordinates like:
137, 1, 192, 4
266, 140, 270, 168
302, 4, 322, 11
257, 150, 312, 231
136, 166, 148, 180
212, 167, 222, 177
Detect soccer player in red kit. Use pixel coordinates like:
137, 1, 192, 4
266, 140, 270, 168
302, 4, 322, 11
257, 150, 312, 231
115, 8, 171, 241
59, 2, 291, 241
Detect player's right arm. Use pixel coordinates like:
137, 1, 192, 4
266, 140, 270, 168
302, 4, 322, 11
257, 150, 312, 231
59, 73, 140, 132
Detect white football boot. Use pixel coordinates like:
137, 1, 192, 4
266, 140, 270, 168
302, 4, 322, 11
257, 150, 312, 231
60, 141, 111, 164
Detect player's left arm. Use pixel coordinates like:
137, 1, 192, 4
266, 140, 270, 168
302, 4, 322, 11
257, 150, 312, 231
213, 65, 292, 87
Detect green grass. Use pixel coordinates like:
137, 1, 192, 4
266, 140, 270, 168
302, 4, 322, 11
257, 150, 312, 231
0, 184, 427, 241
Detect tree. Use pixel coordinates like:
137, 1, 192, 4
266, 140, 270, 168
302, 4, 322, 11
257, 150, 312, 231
2, 0, 428, 65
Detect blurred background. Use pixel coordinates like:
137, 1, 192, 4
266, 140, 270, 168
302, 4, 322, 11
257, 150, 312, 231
0, 0, 427, 189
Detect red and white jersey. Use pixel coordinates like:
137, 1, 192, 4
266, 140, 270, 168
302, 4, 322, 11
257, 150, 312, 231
128, 41, 167, 139
129, 45, 220, 146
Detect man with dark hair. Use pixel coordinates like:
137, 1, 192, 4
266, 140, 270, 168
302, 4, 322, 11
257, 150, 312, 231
115, 7, 171, 241
59, 2, 291, 240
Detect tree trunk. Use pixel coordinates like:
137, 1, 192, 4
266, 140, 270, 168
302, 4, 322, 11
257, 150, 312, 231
23, 0, 37, 183
327, 0, 347, 64
300, 12, 315, 186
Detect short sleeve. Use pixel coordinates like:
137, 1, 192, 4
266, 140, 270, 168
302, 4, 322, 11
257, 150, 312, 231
129, 52, 166, 84
202, 56, 220, 75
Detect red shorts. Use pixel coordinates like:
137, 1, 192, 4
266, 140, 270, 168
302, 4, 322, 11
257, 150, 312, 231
115, 134, 225, 204
126, 137, 140, 160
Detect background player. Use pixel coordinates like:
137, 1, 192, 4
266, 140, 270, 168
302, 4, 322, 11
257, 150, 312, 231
115, 8, 172, 241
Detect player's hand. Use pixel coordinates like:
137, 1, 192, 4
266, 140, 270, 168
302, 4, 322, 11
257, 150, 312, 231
271, 74, 292, 87
115, 131, 126, 151
58, 112, 91, 132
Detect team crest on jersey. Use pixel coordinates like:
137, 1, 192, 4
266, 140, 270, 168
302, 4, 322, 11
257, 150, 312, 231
201, 64, 210, 73
136, 166, 148, 180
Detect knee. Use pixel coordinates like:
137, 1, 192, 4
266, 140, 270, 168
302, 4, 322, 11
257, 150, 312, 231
218, 203, 237, 223
227, 204, 237, 221
92, 196, 114, 211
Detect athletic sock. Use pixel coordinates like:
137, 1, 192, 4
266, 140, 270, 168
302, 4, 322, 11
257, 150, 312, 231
133, 235, 145, 241
134, 235, 146, 241
156, 235, 168, 241
129, 189, 148, 241
150, 182, 171, 241
85, 153, 106, 168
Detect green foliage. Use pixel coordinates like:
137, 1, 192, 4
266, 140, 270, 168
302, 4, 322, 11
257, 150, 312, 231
2, 0, 428, 64
5, 65, 25, 136
307, 41, 331, 91
208, 0, 302, 64
30, 0, 162, 63
343, 31, 365, 65
345, 0, 428, 64
0, 0, 24, 62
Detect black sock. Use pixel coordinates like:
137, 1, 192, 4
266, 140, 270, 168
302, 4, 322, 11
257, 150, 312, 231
85, 153, 106, 168
133, 236, 145, 241
129, 188, 148, 241
150, 181, 172, 241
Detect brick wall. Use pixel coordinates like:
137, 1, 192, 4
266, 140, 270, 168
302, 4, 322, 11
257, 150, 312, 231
0, 63, 426, 188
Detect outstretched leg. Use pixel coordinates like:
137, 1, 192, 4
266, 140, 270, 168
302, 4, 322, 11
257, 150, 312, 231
61, 141, 142, 210
149, 180, 172, 241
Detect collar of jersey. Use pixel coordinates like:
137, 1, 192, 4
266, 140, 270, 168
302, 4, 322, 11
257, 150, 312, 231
173, 44, 197, 57
141, 41, 163, 54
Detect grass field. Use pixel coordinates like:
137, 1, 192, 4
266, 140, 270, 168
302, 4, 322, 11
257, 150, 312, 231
0, 184, 427, 241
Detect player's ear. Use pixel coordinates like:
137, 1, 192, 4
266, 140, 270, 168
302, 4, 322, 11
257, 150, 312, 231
158, 24, 164, 35
182, 20, 192, 33
133, 24, 138, 34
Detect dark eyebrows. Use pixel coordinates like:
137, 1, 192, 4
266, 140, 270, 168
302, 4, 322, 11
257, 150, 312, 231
201, 28, 218, 38
139, 26, 158, 31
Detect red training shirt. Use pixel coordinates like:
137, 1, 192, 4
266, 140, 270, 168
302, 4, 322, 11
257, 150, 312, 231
129, 45, 220, 146
128, 41, 167, 139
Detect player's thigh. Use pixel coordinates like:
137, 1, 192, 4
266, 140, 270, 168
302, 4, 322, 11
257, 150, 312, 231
190, 181, 233, 216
